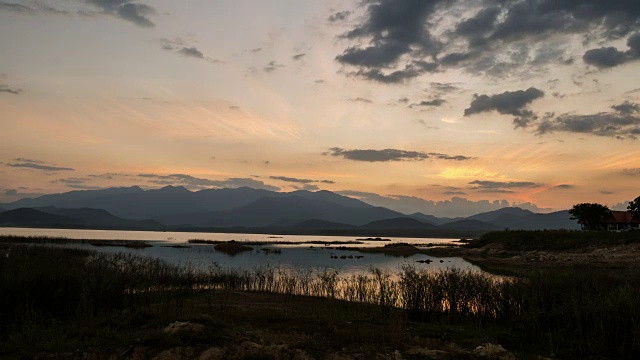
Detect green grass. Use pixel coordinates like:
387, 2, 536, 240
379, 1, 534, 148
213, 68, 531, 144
2, 241, 640, 358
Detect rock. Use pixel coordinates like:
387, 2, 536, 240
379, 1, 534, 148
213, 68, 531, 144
405, 347, 447, 358
230, 341, 308, 360
474, 343, 516, 360
152, 347, 196, 360
199, 347, 225, 360
163, 321, 205, 336
122, 346, 146, 360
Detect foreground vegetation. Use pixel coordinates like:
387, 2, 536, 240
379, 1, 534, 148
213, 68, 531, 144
2, 237, 640, 359
468, 230, 640, 251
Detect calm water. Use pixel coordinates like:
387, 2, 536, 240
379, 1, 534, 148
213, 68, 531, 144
0, 227, 478, 274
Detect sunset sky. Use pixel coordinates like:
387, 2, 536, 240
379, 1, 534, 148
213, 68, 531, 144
1, 0, 639, 216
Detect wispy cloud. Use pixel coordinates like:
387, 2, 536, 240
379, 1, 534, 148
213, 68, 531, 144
138, 173, 280, 191
326, 148, 474, 162
2, 158, 74, 172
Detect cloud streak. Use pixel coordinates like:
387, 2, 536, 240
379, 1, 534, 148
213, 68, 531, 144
2, 158, 74, 171
326, 148, 474, 162
138, 173, 280, 191
535, 101, 640, 139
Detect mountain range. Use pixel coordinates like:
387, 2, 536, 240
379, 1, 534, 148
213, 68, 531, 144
0, 186, 581, 234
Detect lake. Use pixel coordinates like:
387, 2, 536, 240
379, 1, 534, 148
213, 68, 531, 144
0, 227, 479, 274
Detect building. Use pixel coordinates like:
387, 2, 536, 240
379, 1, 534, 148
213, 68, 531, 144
600, 210, 640, 231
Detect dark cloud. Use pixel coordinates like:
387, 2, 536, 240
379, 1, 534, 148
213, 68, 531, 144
0, 74, 21, 94
269, 176, 314, 184
334, 0, 640, 82
325, 148, 473, 162
583, 33, 640, 68
88, 173, 130, 180
51, 177, 103, 190
250, 48, 262, 53
0, 85, 21, 95
3, 158, 74, 172
4, 189, 18, 196
328, 10, 351, 23
535, 102, 640, 138
469, 180, 541, 190
443, 191, 466, 195
314, 79, 325, 84
298, 184, 319, 191
612, 101, 640, 115
475, 189, 516, 194
554, 184, 575, 189
410, 99, 446, 108
600, 190, 615, 195
349, 97, 373, 103
464, 87, 545, 128
263, 60, 285, 73
292, 53, 306, 61
178, 47, 204, 59
88, 0, 156, 28
138, 173, 280, 191
0, 1, 36, 14
269, 176, 335, 185
429, 82, 461, 95
229, 105, 240, 110
159, 38, 220, 63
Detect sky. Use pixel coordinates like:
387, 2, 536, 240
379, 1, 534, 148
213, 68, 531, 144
1, 0, 639, 217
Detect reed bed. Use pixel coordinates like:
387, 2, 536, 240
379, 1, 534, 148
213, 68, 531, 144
2, 243, 640, 357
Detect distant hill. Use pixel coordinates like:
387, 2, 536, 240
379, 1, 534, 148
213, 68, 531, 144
360, 217, 436, 230
0, 185, 582, 233
465, 207, 535, 223
0, 208, 84, 227
0, 207, 162, 230
159, 195, 403, 227
438, 219, 502, 231
0, 207, 5, 214
36, 207, 162, 229
0, 186, 373, 220
292, 219, 356, 230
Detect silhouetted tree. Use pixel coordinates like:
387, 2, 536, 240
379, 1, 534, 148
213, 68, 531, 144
628, 196, 640, 218
569, 203, 611, 230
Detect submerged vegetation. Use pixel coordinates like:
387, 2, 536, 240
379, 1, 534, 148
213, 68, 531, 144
1, 238, 640, 358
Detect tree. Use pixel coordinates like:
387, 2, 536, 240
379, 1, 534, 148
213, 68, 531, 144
628, 196, 640, 219
569, 203, 611, 230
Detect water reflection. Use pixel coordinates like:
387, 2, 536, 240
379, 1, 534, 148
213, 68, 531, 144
0, 227, 478, 275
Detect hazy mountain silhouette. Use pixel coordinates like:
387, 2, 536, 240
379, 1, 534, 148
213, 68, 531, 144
0, 186, 371, 219
408, 212, 456, 225
159, 195, 402, 227
0, 207, 5, 214
1, 186, 145, 210
292, 219, 356, 230
0, 207, 161, 229
487, 210, 579, 230
465, 207, 535, 223
0, 186, 579, 232
359, 217, 436, 230
0, 208, 84, 227
438, 219, 502, 231
36, 207, 162, 229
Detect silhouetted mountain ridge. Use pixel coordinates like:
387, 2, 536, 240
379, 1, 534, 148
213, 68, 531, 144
0, 186, 580, 232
